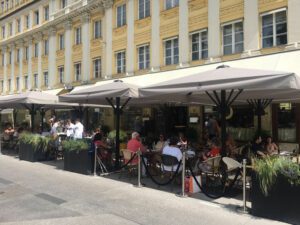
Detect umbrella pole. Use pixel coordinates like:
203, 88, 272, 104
40, 109, 45, 133
30, 105, 35, 133
115, 97, 121, 169
220, 90, 227, 157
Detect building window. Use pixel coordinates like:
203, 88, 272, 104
24, 75, 28, 89
138, 0, 150, 19
44, 5, 49, 21
74, 62, 81, 81
2, 26, 5, 38
262, 10, 287, 48
9, 23, 12, 36
94, 20, 101, 39
8, 78, 11, 92
59, 34, 64, 50
43, 71, 48, 87
117, 4, 126, 27
191, 30, 208, 61
58, 66, 64, 84
138, 45, 150, 70
222, 21, 244, 55
34, 10, 39, 25
75, 27, 81, 45
164, 37, 179, 65
33, 73, 38, 88
16, 18, 21, 33
44, 39, 49, 55
16, 77, 20, 91
116, 51, 126, 74
34, 43, 38, 57
16, 49, 20, 62
25, 15, 30, 29
165, 0, 179, 10
1, 54, 4, 66
1, 80, 4, 92
93, 58, 101, 78
61, 0, 67, 9
25, 46, 29, 60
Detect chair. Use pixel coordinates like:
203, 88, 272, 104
222, 157, 242, 187
198, 156, 222, 174
119, 149, 138, 178
161, 154, 181, 185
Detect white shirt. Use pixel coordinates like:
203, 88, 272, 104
50, 122, 59, 135
66, 123, 75, 137
162, 145, 183, 172
73, 122, 84, 139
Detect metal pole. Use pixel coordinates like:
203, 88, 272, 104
94, 144, 97, 176
181, 151, 186, 197
115, 97, 121, 169
30, 105, 35, 133
137, 150, 141, 187
220, 90, 227, 157
242, 158, 247, 212
40, 109, 45, 133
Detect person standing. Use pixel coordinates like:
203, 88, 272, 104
73, 119, 84, 139
66, 119, 75, 139
206, 115, 220, 141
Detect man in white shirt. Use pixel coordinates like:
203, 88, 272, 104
66, 119, 75, 139
73, 119, 84, 139
162, 136, 183, 172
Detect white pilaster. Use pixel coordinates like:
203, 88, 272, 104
126, 0, 134, 76
10, 45, 15, 93
2, 47, 7, 93
27, 37, 33, 90
150, 0, 160, 72
18, 41, 24, 92
12, 19, 16, 36
29, 10, 33, 29
81, 13, 90, 82
207, 0, 221, 62
39, 5, 43, 25
64, 20, 72, 84
49, 0, 56, 21
37, 33, 43, 88
48, 27, 57, 88
104, 1, 113, 79
242, 0, 261, 57
178, 0, 189, 67
286, 0, 300, 49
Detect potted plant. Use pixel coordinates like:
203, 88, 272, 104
108, 130, 128, 149
62, 139, 91, 175
251, 156, 300, 220
19, 132, 51, 162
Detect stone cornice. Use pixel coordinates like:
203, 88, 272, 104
103, 0, 114, 9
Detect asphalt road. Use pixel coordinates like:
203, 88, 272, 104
0, 154, 288, 225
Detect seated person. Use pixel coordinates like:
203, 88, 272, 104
178, 132, 188, 150
153, 134, 167, 152
127, 132, 146, 164
265, 136, 279, 155
4, 124, 15, 141
252, 135, 265, 157
225, 133, 237, 158
198, 141, 221, 172
162, 136, 183, 172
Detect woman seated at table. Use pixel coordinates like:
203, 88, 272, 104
4, 123, 15, 142
153, 134, 167, 152
178, 132, 188, 150
252, 135, 265, 157
265, 136, 279, 155
93, 128, 112, 165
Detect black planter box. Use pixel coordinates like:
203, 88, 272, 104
19, 142, 48, 162
64, 149, 91, 175
251, 173, 300, 222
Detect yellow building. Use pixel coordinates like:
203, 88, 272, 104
0, 0, 300, 143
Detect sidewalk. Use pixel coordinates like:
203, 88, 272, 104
0, 155, 289, 225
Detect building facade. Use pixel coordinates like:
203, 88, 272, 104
0, 0, 300, 143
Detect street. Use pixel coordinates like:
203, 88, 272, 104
0, 155, 288, 225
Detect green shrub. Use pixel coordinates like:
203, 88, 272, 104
253, 156, 300, 196
62, 139, 89, 152
108, 130, 127, 142
19, 132, 50, 152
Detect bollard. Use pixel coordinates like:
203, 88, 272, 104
93, 144, 97, 176
180, 151, 187, 197
137, 150, 142, 188
237, 158, 249, 213
242, 158, 247, 212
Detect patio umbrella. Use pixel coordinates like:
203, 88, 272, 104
59, 80, 140, 168
139, 65, 300, 155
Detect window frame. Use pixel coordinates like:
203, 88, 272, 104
34, 43, 39, 58
59, 34, 65, 50
44, 39, 49, 55
165, 0, 179, 10
8, 78, 11, 92
24, 75, 28, 89
221, 20, 244, 55
93, 20, 101, 39
34, 10, 39, 25
75, 27, 82, 45
58, 66, 64, 84
261, 8, 287, 48
16, 18, 21, 33
93, 58, 101, 78
137, 44, 150, 70
138, 0, 150, 20
43, 71, 48, 87
116, 4, 126, 28
164, 37, 179, 66
74, 62, 81, 81
33, 73, 38, 88
44, 5, 49, 21
190, 29, 208, 61
116, 50, 126, 74
16, 76, 20, 91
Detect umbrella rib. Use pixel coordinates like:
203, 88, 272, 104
205, 91, 219, 106
120, 97, 131, 111
106, 97, 116, 110
226, 89, 234, 106
228, 89, 243, 106
213, 91, 221, 105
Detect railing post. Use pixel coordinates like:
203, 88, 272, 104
180, 151, 187, 197
137, 150, 142, 188
237, 158, 249, 213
